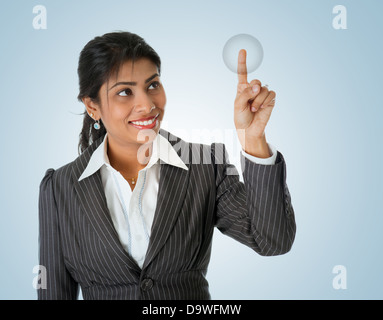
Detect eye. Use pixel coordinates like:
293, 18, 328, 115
118, 88, 132, 97
148, 81, 160, 90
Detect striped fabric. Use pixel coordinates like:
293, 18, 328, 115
38, 128, 296, 300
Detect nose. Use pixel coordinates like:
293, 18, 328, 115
133, 92, 155, 114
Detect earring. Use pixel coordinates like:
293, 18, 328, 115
89, 113, 100, 130
94, 119, 101, 130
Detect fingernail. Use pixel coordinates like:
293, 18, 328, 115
251, 106, 257, 112
252, 85, 259, 93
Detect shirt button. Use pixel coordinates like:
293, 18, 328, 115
141, 278, 154, 291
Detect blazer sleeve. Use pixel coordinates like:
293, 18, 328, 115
38, 168, 79, 299
212, 143, 296, 256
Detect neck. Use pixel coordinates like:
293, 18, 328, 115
106, 135, 153, 175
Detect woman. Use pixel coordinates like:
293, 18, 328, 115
38, 31, 296, 300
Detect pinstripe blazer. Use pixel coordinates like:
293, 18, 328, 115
38, 128, 296, 300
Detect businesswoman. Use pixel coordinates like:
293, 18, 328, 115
38, 31, 296, 300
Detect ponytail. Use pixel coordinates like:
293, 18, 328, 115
78, 111, 106, 154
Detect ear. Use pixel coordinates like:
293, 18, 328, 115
82, 97, 101, 120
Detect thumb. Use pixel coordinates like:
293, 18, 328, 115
235, 84, 261, 112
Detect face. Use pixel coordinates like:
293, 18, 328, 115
86, 58, 166, 147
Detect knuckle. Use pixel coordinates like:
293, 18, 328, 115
261, 86, 269, 93
250, 79, 261, 86
251, 98, 262, 108
247, 86, 257, 94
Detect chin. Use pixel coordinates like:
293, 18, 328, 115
130, 127, 160, 145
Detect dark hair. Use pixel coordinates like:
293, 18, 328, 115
77, 31, 162, 154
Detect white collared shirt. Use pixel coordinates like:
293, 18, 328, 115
78, 132, 276, 268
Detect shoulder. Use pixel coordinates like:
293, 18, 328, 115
160, 128, 227, 166
39, 134, 105, 189
39, 161, 76, 194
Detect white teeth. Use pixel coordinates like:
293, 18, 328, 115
132, 117, 156, 126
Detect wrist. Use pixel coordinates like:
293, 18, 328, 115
242, 134, 271, 158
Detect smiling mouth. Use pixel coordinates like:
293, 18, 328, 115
128, 113, 160, 129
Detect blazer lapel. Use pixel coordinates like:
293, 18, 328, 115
142, 129, 191, 270
71, 130, 191, 273
72, 137, 141, 272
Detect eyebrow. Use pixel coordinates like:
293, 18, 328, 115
109, 73, 159, 90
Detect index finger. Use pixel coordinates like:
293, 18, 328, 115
237, 49, 248, 84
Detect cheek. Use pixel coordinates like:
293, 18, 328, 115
106, 99, 134, 120
156, 91, 167, 109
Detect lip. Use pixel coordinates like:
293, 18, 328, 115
129, 114, 158, 123
128, 113, 160, 130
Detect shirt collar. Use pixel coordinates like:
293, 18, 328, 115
78, 132, 188, 181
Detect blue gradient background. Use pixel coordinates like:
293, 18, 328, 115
0, 0, 382, 300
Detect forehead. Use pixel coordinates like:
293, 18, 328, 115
111, 58, 158, 82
